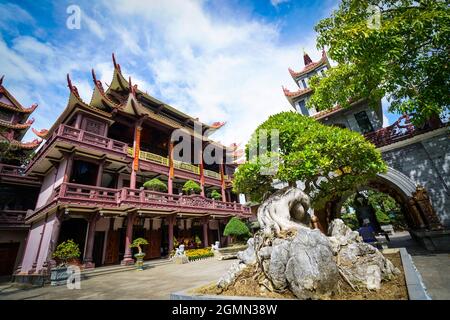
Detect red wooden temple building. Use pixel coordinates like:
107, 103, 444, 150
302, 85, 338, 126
0, 55, 251, 279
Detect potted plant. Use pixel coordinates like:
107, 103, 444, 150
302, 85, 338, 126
194, 235, 202, 248
129, 237, 149, 270
143, 178, 168, 192
210, 189, 222, 200
51, 239, 81, 286
182, 180, 202, 195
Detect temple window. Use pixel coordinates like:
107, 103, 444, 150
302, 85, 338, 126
70, 160, 99, 186
82, 117, 106, 135
297, 100, 309, 116
354, 111, 374, 134
301, 79, 307, 89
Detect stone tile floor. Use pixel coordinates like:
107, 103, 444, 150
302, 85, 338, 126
387, 231, 450, 300
0, 258, 235, 300
0, 232, 448, 300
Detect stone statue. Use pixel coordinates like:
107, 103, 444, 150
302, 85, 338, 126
257, 186, 311, 236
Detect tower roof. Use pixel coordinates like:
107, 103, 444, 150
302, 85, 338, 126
288, 49, 330, 79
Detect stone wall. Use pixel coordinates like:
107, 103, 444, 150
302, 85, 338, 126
381, 130, 450, 227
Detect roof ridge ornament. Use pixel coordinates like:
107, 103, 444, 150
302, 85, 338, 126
91, 69, 105, 94
112, 53, 121, 73
303, 51, 313, 66
0, 75, 4, 86
66, 74, 80, 99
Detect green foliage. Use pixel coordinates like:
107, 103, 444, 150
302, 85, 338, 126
223, 217, 251, 241
143, 178, 168, 192
129, 237, 149, 254
342, 190, 407, 230
210, 189, 222, 200
182, 180, 202, 194
341, 211, 359, 230
194, 235, 202, 246
309, 0, 450, 125
233, 112, 387, 206
52, 239, 81, 265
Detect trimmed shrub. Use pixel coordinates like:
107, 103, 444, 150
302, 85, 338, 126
223, 217, 251, 241
182, 180, 202, 195
210, 189, 222, 200
52, 239, 81, 266
143, 178, 168, 192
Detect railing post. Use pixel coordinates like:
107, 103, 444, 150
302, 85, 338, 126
233, 201, 237, 210
140, 189, 145, 203
78, 130, 84, 142
121, 188, 127, 201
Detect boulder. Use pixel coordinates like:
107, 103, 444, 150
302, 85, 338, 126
236, 238, 256, 265
283, 228, 339, 299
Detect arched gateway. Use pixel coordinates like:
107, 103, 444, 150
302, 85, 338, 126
314, 166, 444, 234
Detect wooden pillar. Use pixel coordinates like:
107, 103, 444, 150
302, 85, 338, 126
74, 113, 83, 129
202, 217, 209, 248
220, 163, 226, 201
168, 141, 174, 195
130, 125, 142, 189
83, 213, 99, 268
197, 140, 205, 197
121, 213, 135, 265
63, 153, 74, 183
96, 160, 105, 187
168, 215, 175, 252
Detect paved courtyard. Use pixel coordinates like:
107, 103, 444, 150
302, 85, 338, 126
0, 259, 235, 300
0, 232, 448, 300
388, 231, 450, 300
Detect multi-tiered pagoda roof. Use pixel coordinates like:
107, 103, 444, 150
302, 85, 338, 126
0, 76, 45, 160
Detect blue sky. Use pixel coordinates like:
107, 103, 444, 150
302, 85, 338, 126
0, 0, 399, 146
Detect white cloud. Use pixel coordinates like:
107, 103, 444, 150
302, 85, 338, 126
103, 0, 321, 145
1, 0, 330, 148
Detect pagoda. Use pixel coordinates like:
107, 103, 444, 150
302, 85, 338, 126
0, 76, 43, 164
0, 76, 43, 277
282, 50, 383, 134
8, 54, 250, 279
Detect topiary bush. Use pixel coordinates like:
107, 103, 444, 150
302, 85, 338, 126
52, 239, 81, 266
143, 178, 168, 192
129, 237, 149, 254
182, 180, 202, 195
210, 189, 222, 200
223, 217, 251, 242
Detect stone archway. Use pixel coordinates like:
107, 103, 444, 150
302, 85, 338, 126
314, 167, 443, 233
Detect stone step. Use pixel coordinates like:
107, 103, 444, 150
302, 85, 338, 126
81, 258, 171, 279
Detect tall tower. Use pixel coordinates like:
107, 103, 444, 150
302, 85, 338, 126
282, 50, 383, 134
0, 76, 44, 164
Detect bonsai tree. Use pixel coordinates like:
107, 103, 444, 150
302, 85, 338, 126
129, 237, 149, 255
52, 239, 81, 267
308, 0, 449, 126
194, 235, 202, 248
143, 178, 168, 192
223, 217, 251, 243
210, 189, 222, 201
182, 180, 202, 195
233, 112, 387, 209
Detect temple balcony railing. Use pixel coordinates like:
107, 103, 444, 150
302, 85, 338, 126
59, 124, 128, 154
126, 146, 230, 180
0, 209, 29, 228
364, 114, 448, 148
31, 182, 251, 220
0, 164, 41, 184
